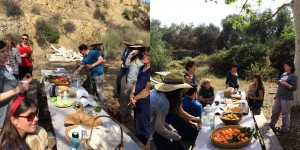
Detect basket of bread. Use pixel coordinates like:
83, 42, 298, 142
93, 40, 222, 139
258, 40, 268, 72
211, 125, 258, 149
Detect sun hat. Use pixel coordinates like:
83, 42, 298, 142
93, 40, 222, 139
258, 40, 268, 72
90, 42, 103, 46
154, 72, 192, 92
129, 40, 145, 48
121, 36, 133, 45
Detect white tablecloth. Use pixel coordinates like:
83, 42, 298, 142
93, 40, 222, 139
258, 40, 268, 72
193, 91, 262, 150
42, 70, 140, 150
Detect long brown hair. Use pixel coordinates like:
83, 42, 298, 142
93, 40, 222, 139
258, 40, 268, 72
163, 89, 182, 113
3, 34, 15, 52
0, 96, 37, 149
254, 73, 265, 97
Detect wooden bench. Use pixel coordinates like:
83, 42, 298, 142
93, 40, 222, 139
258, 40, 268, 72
253, 111, 283, 150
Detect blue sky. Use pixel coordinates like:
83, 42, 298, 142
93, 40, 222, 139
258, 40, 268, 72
151, 0, 291, 28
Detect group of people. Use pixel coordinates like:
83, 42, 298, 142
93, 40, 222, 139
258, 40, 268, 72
226, 62, 298, 133
0, 35, 47, 149
115, 36, 151, 146
149, 60, 298, 149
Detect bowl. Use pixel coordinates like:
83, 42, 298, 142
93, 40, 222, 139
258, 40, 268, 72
50, 97, 57, 102
220, 112, 242, 125
211, 125, 253, 149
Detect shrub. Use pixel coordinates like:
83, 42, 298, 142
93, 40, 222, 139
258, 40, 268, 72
2, 0, 23, 17
31, 5, 40, 15
63, 21, 76, 34
41, 26, 60, 43
180, 57, 193, 65
194, 54, 208, 66
144, 4, 150, 12
122, 9, 131, 20
144, 17, 150, 30
94, 9, 105, 20
132, 4, 139, 10
132, 10, 140, 19
166, 61, 181, 70
206, 50, 229, 76
50, 14, 61, 25
244, 63, 277, 81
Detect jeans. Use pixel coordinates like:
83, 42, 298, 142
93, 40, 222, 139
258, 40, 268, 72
116, 67, 129, 94
91, 75, 104, 105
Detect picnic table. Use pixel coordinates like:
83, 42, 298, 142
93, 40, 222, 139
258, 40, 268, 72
41, 70, 141, 150
193, 91, 262, 150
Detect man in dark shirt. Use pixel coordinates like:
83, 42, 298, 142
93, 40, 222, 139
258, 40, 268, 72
115, 36, 133, 95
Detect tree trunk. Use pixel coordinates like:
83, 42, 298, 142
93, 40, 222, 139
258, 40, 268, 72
291, 0, 300, 107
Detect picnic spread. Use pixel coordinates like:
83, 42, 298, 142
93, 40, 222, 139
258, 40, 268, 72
41, 69, 141, 150
193, 90, 262, 150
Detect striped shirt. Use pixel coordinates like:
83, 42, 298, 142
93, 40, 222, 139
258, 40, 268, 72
5, 47, 21, 75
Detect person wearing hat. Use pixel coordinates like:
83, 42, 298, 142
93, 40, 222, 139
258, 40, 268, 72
115, 36, 133, 96
90, 42, 104, 58
128, 46, 150, 145
125, 40, 145, 97
150, 72, 201, 150
75, 44, 104, 105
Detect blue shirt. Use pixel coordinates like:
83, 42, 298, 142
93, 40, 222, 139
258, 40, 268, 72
276, 72, 298, 100
134, 65, 150, 99
173, 97, 202, 140
225, 71, 239, 87
81, 50, 104, 77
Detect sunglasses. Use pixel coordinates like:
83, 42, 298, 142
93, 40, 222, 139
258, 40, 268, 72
253, 74, 260, 78
18, 109, 39, 122
22, 38, 28, 41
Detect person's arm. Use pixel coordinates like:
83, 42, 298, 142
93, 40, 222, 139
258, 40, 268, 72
75, 65, 85, 72
281, 75, 297, 91
184, 76, 190, 84
251, 90, 264, 101
86, 56, 103, 70
125, 53, 134, 66
134, 82, 151, 101
177, 105, 201, 126
154, 114, 181, 141
0, 83, 30, 102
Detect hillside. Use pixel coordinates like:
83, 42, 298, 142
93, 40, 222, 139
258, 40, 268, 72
0, 0, 150, 58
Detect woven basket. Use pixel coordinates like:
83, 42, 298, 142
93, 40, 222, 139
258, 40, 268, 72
224, 90, 238, 98
211, 125, 253, 149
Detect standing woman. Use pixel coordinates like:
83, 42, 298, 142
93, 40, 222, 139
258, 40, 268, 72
3, 34, 22, 80
225, 64, 239, 89
183, 61, 196, 85
129, 48, 150, 145
17, 34, 33, 80
269, 60, 297, 133
0, 96, 39, 149
246, 73, 265, 114
0, 40, 31, 129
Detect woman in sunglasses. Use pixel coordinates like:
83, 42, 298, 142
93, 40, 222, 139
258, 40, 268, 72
246, 73, 265, 115
0, 95, 39, 149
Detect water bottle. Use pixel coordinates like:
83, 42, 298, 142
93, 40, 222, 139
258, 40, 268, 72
70, 132, 80, 150
202, 105, 214, 131
81, 129, 88, 149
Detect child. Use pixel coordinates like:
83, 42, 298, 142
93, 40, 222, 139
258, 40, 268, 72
247, 83, 256, 99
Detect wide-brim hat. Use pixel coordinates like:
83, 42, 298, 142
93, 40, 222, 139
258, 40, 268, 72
90, 42, 103, 46
129, 40, 145, 48
121, 36, 133, 45
154, 72, 192, 92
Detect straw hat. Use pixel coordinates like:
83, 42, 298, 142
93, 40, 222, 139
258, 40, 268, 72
154, 72, 192, 92
90, 42, 103, 46
129, 40, 145, 48
121, 36, 133, 45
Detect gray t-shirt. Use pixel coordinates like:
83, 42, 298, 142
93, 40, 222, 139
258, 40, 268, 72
276, 72, 298, 100
0, 66, 18, 128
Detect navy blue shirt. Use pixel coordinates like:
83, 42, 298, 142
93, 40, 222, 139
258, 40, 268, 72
225, 71, 239, 88
173, 97, 202, 140
81, 50, 104, 77
134, 65, 150, 99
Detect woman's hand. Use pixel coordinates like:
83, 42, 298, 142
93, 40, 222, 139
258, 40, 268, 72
16, 82, 30, 93
21, 73, 33, 83
130, 50, 139, 55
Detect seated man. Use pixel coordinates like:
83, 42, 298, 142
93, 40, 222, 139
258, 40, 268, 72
172, 85, 202, 146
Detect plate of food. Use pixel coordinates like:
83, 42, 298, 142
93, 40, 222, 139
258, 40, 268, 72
211, 125, 258, 148
54, 100, 72, 108
226, 106, 245, 114
221, 99, 240, 104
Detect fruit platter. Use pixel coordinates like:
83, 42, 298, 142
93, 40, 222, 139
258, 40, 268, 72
211, 125, 258, 148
